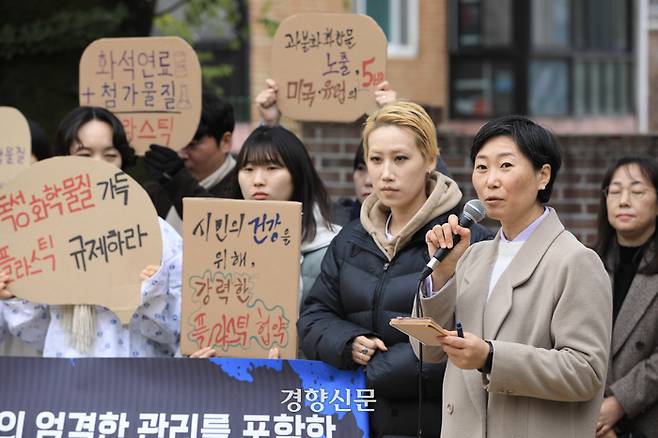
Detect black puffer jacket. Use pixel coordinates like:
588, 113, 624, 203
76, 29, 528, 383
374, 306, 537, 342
298, 202, 493, 437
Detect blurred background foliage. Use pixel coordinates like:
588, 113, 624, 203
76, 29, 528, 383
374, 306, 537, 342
0, 0, 249, 142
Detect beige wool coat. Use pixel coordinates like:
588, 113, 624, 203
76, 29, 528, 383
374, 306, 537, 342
413, 209, 612, 438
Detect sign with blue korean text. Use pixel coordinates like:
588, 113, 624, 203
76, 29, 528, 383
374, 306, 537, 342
0, 357, 371, 437
0, 156, 161, 324
0, 107, 31, 189
182, 198, 302, 358
271, 13, 387, 122
79, 36, 202, 154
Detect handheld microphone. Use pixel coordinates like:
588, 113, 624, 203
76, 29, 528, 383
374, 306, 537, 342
419, 199, 486, 281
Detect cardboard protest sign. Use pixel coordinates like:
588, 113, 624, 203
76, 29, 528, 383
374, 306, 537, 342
182, 198, 302, 358
0, 107, 31, 189
271, 13, 387, 122
79, 36, 202, 154
0, 156, 162, 324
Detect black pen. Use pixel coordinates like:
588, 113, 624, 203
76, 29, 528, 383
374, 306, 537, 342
456, 320, 464, 338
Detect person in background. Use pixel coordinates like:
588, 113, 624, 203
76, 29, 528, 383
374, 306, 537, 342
0, 118, 53, 357
298, 101, 493, 437
231, 125, 339, 305
331, 142, 371, 226
28, 119, 52, 163
414, 116, 611, 438
144, 92, 236, 233
594, 156, 658, 438
0, 106, 182, 358
191, 124, 339, 360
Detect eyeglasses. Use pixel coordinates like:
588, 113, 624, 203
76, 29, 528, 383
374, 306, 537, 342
603, 186, 655, 200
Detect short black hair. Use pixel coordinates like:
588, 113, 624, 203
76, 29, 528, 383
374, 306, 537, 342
193, 91, 235, 143
28, 119, 52, 161
353, 141, 365, 171
234, 125, 333, 243
595, 155, 658, 275
53, 106, 135, 171
470, 115, 562, 203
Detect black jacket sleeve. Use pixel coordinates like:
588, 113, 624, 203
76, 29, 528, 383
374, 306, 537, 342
158, 165, 238, 218
366, 341, 446, 398
297, 234, 375, 369
162, 168, 214, 218
470, 222, 496, 243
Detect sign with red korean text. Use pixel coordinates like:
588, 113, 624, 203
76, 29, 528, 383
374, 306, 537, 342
271, 13, 387, 122
182, 198, 302, 358
0, 107, 31, 189
79, 36, 202, 154
0, 157, 162, 324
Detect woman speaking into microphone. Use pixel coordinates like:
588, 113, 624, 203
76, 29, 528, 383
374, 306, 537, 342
414, 116, 612, 438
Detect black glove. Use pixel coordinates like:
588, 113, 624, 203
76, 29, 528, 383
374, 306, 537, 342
144, 144, 185, 183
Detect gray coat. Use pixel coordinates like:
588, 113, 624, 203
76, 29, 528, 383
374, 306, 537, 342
606, 246, 658, 437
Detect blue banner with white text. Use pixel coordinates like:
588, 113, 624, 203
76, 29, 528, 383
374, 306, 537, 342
0, 357, 370, 437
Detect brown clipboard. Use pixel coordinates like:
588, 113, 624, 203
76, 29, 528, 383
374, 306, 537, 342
390, 317, 449, 346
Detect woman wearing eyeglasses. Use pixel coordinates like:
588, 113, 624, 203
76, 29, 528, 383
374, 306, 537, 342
594, 156, 658, 438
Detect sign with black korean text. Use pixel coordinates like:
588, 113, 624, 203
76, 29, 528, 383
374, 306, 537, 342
0, 107, 31, 189
0, 157, 162, 324
0, 357, 371, 437
182, 198, 302, 358
79, 37, 202, 154
271, 13, 387, 122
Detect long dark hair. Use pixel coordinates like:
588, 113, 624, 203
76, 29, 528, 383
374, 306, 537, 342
233, 125, 333, 243
594, 155, 658, 275
53, 106, 135, 171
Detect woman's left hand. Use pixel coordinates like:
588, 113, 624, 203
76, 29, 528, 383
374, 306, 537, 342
0, 273, 15, 300
596, 396, 624, 437
139, 265, 160, 281
436, 331, 490, 370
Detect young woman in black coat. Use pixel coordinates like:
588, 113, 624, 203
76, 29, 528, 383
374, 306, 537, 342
297, 101, 493, 437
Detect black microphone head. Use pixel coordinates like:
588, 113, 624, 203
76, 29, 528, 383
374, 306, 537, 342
459, 199, 486, 227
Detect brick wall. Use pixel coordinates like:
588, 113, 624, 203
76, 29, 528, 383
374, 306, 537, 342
302, 122, 658, 245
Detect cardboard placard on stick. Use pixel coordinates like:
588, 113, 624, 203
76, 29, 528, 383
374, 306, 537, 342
79, 37, 202, 154
271, 13, 387, 122
0, 157, 162, 324
181, 198, 302, 358
0, 107, 31, 189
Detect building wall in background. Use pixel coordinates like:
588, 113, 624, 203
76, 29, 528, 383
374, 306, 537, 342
302, 121, 658, 245
248, 0, 448, 125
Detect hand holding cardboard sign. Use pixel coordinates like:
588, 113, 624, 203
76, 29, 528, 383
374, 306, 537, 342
139, 265, 160, 281
255, 79, 281, 126
0, 273, 14, 300
374, 81, 397, 107
190, 346, 217, 358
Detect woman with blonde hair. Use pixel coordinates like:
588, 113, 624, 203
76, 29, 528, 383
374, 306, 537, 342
297, 101, 493, 437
